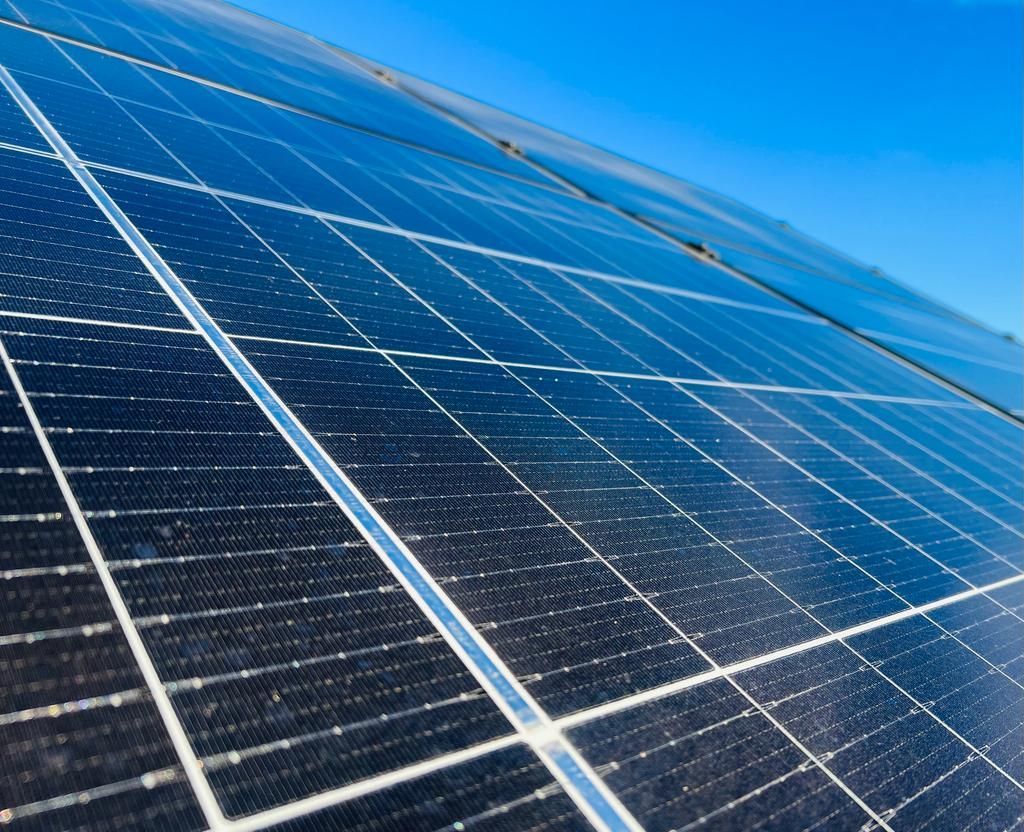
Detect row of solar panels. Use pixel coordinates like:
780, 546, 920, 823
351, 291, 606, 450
2, 0, 1020, 416
0, 3, 1021, 831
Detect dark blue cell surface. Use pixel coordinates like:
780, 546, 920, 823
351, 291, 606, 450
927, 594, 1024, 686
0, 82, 50, 151
377, 66, 1024, 416
717, 245, 1024, 415
0, 148, 186, 326
567, 678, 875, 832
0, 0, 556, 184
234, 338, 712, 715
0, 36, 192, 180
846, 614, 1024, 783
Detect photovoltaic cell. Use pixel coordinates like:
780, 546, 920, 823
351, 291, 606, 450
8, 73, 191, 180
0, 0, 557, 185
847, 615, 1024, 783
234, 339, 714, 715
86, 171, 1007, 684
0, 5, 1021, 831
88, 171, 1015, 672
0, 20, 800, 310
689, 389, 1020, 583
0, 148, 184, 326
929, 595, 1024, 685
716, 245, 1024, 415
0, 82, 49, 150
353, 57, 935, 301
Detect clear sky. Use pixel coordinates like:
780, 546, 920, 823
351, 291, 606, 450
237, 0, 1023, 337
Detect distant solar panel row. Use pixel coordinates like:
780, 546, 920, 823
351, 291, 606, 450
0, 5, 1021, 832
345, 43, 1024, 417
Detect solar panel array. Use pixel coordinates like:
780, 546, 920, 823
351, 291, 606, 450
0, 2, 1021, 831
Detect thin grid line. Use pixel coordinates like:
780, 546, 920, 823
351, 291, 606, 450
556, 269, 1024, 582
0, 63, 230, 831
554, 570, 1024, 729
528, 261, 1024, 694
0, 138, 57, 158
331, 226, 1021, 801
223, 735, 523, 832
858, 327, 1024, 373
68, 153, 812, 321
0, 768, 187, 825
691, 296, 1024, 525
475, 255, 1024, 788
3, 5, 1019, 424
0, 307, 196, 334
5, 567, 1019, 825
0, 687, 149, 726
4, 16, 1019, 827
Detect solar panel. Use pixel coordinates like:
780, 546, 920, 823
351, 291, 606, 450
0, 4, 1021, 831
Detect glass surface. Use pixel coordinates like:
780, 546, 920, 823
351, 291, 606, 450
0, 4, 1021, 831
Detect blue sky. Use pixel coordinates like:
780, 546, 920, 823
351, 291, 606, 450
239, 0, 1023, 337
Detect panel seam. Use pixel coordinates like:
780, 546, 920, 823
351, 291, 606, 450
2, 9, 1016, 360
66, 154, 815, 321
